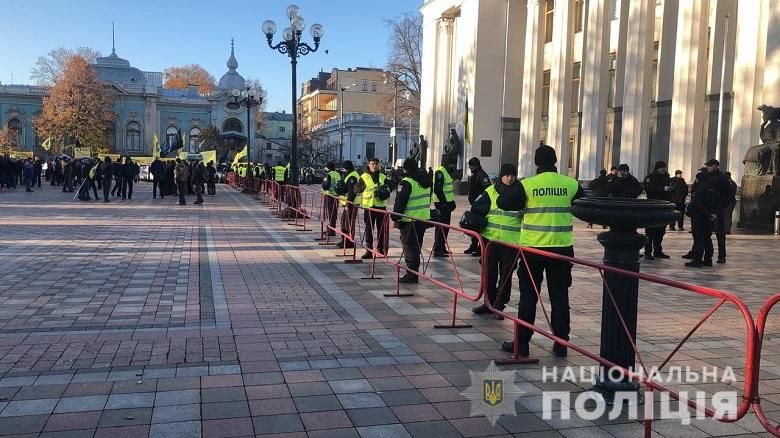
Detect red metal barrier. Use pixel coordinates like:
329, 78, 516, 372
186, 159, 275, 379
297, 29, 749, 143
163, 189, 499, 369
481, 240, 757, 430
231, 180, 772, 434
753, 293, 780, 436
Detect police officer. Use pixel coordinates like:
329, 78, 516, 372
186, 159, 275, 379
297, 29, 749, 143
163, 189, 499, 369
465, 157, 492, 255
355, 158, 389, 259
321, 162, 341, 236
642, 161, 672, 259
432, 156, 457, 257
99, 156, 113, 203
497, 144, 584, 357
392, 158, 432, 283
273, 162, 287, 184
472, 163, 523, 316
337, 161, 360, 249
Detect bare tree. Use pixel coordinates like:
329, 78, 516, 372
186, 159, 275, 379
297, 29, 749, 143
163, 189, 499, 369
29, 47, 102, 85
244, 78, 268, 133
377, 13, 422, 124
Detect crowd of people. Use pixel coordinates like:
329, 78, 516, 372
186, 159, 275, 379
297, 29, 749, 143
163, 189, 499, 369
587, 159, 737, 267
148, 158, 217, 205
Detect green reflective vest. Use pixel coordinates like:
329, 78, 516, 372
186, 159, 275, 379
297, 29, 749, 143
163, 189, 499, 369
360, 172, 388, 208
519, 172, 580, 247
436, 166, 455, 203
323, 170, 341, 195
480, 185, 523, 243
399, 177, 431, 222
340, 171, 361, 206
273, 165, 286, 182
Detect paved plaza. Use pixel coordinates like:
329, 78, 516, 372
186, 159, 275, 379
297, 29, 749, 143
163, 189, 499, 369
0, 182, 778, 437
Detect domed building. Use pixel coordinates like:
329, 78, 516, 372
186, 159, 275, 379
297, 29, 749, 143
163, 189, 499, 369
0, 39, 256, 162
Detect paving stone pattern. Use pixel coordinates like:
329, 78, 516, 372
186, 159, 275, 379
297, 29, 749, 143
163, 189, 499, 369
0, 182, 777, 437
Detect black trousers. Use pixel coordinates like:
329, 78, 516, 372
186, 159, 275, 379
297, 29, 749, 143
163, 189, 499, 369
485, 244, 519, 310
364, 207, 387, 254
341, 204, 357, 242
88, 179, 98, 199
35, 174, 41, 188
326, 197, 339, 231
123, 179, 133, 199
102, 178, 111, 201
177, 181, 187, 204
644, 226, 666, 255
691, 216, 714, 262
194, 184, 204, 203
671, 202, 685, 229
111, 178, 122, 196
399, 222, 426, 279
432, 203, 453, 253
715, 212, 727, 259
517, 247, 574, 343
153, 179, 164, 198
207, 180, 216, 195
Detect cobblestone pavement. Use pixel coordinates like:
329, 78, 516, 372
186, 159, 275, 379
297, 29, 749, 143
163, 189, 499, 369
0, 181, 778, 437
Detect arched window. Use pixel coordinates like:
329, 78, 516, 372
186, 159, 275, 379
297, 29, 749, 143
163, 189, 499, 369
166, 126, 178, 147
222, 118, 243, 133
189, 127, 201, 151
126, 122, 141, 151
7, 119, 22, 147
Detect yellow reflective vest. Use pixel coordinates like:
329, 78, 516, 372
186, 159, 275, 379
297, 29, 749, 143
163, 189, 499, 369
519, 172, 580, 247
436, 166, 455, 203
273, 165, 286, 182
480, 185, 523, 243
399, 177, 431, 222
340, 171, 360, 206
323, 170, 341, 195
360, 172, 388, 208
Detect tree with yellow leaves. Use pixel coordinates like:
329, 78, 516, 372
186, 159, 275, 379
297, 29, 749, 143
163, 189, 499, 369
0, 128, 16, 156
163, 64, 216, 94
34, 56, 116, 155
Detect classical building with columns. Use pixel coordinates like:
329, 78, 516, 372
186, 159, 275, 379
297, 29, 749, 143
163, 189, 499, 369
420, 0, 777, 183
0, 41, 257, 162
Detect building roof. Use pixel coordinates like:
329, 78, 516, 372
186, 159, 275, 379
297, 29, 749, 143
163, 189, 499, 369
265, 111, 294, 122
217, 39, 246, 91
92, 49, 147, 86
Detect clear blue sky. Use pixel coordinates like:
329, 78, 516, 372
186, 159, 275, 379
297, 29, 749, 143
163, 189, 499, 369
0, 0, 421, 112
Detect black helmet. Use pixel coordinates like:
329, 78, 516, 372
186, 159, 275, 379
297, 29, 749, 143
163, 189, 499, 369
376, 184, 391, 201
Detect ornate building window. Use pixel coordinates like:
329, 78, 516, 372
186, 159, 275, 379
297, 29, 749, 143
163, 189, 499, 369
125, 122, 142, 151
222, 118, 243, 133
544, 0, 554, 43
7, 119, 22, 147
189, 127, 201, 151
166, 126, 179, 148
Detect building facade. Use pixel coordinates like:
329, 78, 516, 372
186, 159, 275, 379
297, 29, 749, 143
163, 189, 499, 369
420, 0, 775, 183
0, 41, 258, 162
257, 111, 293, 165
298, 67, 419, 166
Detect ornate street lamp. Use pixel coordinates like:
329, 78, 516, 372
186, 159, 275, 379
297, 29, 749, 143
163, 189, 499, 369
262, 5, 324, 186
227, 86, 263, 173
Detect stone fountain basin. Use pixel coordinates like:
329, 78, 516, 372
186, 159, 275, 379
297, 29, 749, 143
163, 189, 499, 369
572, 197, 680, 230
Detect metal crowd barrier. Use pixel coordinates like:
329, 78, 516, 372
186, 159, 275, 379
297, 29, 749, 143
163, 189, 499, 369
232, 181, 780, 436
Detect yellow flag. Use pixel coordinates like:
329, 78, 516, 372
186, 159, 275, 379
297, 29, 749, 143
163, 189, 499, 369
201, 150, 217, 164
232, 145, 247, 165
41, 137, 52, 151
153, 133, 160, 159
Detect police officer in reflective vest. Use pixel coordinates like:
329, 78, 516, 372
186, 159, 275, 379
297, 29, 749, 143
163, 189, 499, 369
321, 161, 340, 236
392, 158, 432, 283
355, 158, 389, 259
337, 161, 360, 249
497, 144, 584, 357
432, 157, 457, 257
471, 163, 523, 316
273, 163, 287, 184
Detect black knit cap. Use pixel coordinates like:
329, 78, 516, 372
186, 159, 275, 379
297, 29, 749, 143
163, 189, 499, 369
499, 163, 517, 177
654, 160, 667, 170
403, 158, 418, 172
468, 157, 480, 167
325, 161, 335, 170
534, 144, 557, 166
343, 160, 354, 171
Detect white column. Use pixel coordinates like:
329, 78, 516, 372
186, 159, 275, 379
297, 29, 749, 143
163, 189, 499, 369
619, 0, 655, 176
728, 0, 768, 180
668, 0, 709, 181
546, 0, 574, 174
501, 0, 526, 119
656, 0, 678, 102
518, 0, 545, 177
578, 0, 612, 180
